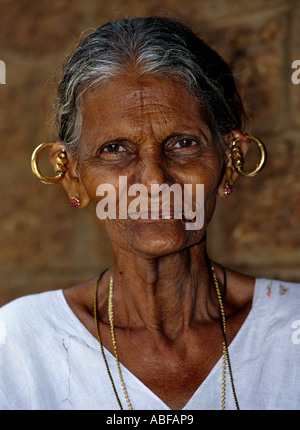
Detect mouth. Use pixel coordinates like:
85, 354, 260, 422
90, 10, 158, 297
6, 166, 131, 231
127, 209, 180, 220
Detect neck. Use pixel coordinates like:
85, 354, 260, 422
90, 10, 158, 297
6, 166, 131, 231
99, 241, 222, 341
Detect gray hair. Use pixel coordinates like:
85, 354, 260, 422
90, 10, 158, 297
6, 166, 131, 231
56, 16, 246, 156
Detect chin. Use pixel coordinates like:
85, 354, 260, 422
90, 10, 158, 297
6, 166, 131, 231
112, 219, 206, 258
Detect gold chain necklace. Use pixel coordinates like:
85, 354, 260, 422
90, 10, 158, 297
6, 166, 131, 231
211, 265, 240, 410
94, 265, 239, 410
94, 274, 132, 410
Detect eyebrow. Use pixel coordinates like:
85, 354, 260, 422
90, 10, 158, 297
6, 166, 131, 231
91, 127, 212, 149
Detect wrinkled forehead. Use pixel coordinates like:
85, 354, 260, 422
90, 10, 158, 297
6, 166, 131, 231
80, 73, 215, 141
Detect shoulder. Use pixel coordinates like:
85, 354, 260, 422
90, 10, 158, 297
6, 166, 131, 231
0, 289, 97, 410
254, 278, 300, 307
0, 289, 63, 319
0, 290, 71, 343
251, 278, 300, 340
226, 267, 300, 313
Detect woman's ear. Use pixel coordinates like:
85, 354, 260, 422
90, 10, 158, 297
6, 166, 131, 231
217, 130, 250, 198
49, 141, 90, 208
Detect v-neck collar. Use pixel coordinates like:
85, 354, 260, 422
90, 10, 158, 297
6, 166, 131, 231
58, 278, 261, 410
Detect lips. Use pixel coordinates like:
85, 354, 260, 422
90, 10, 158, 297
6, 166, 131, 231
127, 209, 180, 220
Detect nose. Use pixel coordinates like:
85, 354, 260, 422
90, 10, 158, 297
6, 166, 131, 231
138, 155, 166, 191
139, 152, 166, 191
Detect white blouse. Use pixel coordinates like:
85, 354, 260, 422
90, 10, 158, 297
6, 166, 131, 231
0, 278, 300, 410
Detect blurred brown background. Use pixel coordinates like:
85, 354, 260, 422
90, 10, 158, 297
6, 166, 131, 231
0, 0, 299, 306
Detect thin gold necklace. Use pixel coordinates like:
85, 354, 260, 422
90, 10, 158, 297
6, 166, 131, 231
93, 265, 239, 410
211, 265, 240, 410
94, 274, 132, 410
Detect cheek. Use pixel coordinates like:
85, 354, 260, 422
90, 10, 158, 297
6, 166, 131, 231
170, 154, 223, 199
79, 163, 120, 205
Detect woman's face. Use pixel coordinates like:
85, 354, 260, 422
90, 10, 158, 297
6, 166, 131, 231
76, 73, 225, 258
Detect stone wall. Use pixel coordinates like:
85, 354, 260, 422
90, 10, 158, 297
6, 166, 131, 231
0, 0, 299, 306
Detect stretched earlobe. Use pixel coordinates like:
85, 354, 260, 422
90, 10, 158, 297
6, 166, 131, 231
217, 166, 235, 198
60, 158, 91, 209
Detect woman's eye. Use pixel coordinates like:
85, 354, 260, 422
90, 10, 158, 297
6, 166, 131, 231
173, 138, 198, 149
102, 143, 125, 153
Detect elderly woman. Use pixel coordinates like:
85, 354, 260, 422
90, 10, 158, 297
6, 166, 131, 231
1, 16, 299, 411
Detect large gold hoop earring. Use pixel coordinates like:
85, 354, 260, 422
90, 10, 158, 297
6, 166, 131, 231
31, 142, 67, 184
230, 135, 266, 178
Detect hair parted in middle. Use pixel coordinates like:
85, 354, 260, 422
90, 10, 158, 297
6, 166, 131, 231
56, 16, 246, 156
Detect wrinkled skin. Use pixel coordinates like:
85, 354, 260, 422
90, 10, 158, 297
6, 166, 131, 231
50, 73, 254, 409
